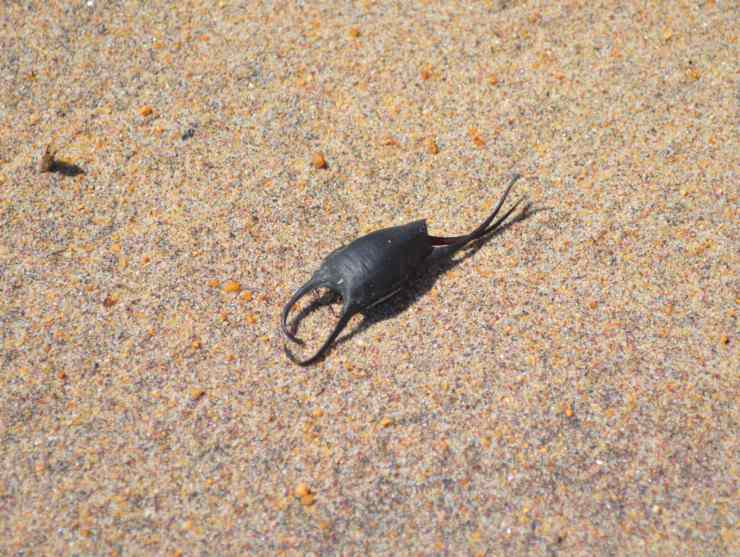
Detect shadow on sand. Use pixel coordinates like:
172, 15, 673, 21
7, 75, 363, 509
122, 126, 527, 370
48, 160, 85, 177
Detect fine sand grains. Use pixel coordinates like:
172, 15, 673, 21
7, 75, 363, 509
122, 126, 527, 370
0, 2, 737, 555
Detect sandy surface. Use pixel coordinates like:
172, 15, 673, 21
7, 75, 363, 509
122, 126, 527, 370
1, 1, 737, 555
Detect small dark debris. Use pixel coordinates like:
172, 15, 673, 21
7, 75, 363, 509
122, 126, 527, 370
181, 128, 196, 141
38, 145, 84, 176
38, 145, 55, 173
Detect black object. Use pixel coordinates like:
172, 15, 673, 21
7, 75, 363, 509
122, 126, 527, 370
281, 174, 523, 365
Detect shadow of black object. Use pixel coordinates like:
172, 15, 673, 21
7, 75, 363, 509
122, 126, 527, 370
285, 203, 540, 364
49, 160, 85, 177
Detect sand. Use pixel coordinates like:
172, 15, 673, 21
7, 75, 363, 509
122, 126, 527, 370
1, 1, 737, 555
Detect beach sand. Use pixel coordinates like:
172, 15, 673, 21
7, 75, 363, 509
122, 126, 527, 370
1, 1, 737, 555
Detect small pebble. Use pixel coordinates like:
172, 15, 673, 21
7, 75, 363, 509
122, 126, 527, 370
311, 152, 327, 169
223, 280, 241, 293
294, 483, 311, 498
468, 128, 486, 148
